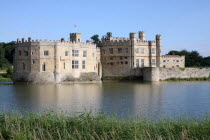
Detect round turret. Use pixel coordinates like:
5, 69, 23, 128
139, 31, 146, 40
156, 34, 162, 40
129, 32, 136, 39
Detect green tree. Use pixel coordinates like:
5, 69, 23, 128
91, 34, 100, 43
167, 50, 209, 67
6, 67, 13, 78
106, 32, 112, 38
3, 41, 15, 64
0, 46, 10, 69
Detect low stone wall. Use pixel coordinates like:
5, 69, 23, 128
13, 72, 55, 84
160, 68, 210, 80
143, 67, 160, 82
13, 72, 101, 84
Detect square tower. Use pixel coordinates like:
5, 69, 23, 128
70, 33, 82, 42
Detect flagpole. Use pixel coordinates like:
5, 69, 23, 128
74, 24, 76, 32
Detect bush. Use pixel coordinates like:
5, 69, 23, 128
6, 67, 13, 78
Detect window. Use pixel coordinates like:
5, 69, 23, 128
65, 51, 69, 56
110, 57, 113, 60
24, 51, 28, 56
22, 63, 25, 70
177, 60, 179, 62
163, 60, 166, 62
42, 63, 46, 71
32, 60, 35, 64
64, 62, 65, 69
177, 65, 179, 67
72, 60, 79, 69
109, 48, 113, 54
118, 48, 122, 53
121, 62, 123, 64
82, 61, 86, 69
72, 50, 79, 57
19, 51, 21, 56
151, 59, 156, 65
83, 50, 87, 57
151, 48, 156, 54
136, 59, 139, 67
44, 51, 49, 56
120, 57, 123, 60
110, 62, 113, 65
126, 48, 129, 53
141, 59, 144, 67
31, 51, 34, 55
125, 61, 128, 64
141, 48, 144, 54
125, 57, 128, 59
135, 48, 140, 53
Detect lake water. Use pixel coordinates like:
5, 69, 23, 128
0, 81, 210, 119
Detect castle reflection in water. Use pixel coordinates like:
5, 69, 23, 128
1, 82, 210, 119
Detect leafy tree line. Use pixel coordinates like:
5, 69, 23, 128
168, 50, 210, 67
0, 42, 15, 70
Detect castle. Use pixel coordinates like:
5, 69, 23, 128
13, 31, 185, 83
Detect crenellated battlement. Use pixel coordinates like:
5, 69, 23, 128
108, 37, 130, 41
136, 40, 156, 45
99, 38, 131, 46
161, 55, 185, 58
16, 38, 96, 47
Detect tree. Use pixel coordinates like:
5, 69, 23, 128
91, 34, 100, 43
6, 67, 13, 78
0, 46, 10, 69
106, 32, 112, 38
167, 50, 210, 67
3, 41, 15, 64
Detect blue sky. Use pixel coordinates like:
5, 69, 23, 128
1, 0, 210, 56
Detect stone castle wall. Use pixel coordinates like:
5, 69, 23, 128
99, 31, 162, 78
160, 55, 185, 68
14, 34, 102, 84
159, 68, 210, 80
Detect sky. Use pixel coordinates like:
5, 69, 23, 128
0, 0, 210, 56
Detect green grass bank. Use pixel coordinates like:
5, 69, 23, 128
0, 111, 210, 140
165, 77, 210, 81
0, 75, 12, 82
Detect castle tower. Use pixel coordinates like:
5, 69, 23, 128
129, 33, 136, 69
138, 31, 146, 40
156, 34, 162, 67
70, 33, 82, 42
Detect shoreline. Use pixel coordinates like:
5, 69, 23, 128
1, 77, 210, 83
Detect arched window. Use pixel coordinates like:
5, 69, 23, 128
22, 63, 25, 70
42, 63, 46, 71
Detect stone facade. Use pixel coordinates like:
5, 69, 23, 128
160, 68, 210, 80
13, 33, 101, 83
160, 55, 185, 68
98, 31, 162, 78
15, 31, 206, 83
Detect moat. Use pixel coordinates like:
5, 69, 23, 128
0, 82, 210, 119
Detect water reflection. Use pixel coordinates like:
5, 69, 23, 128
0, 82, 210, 119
